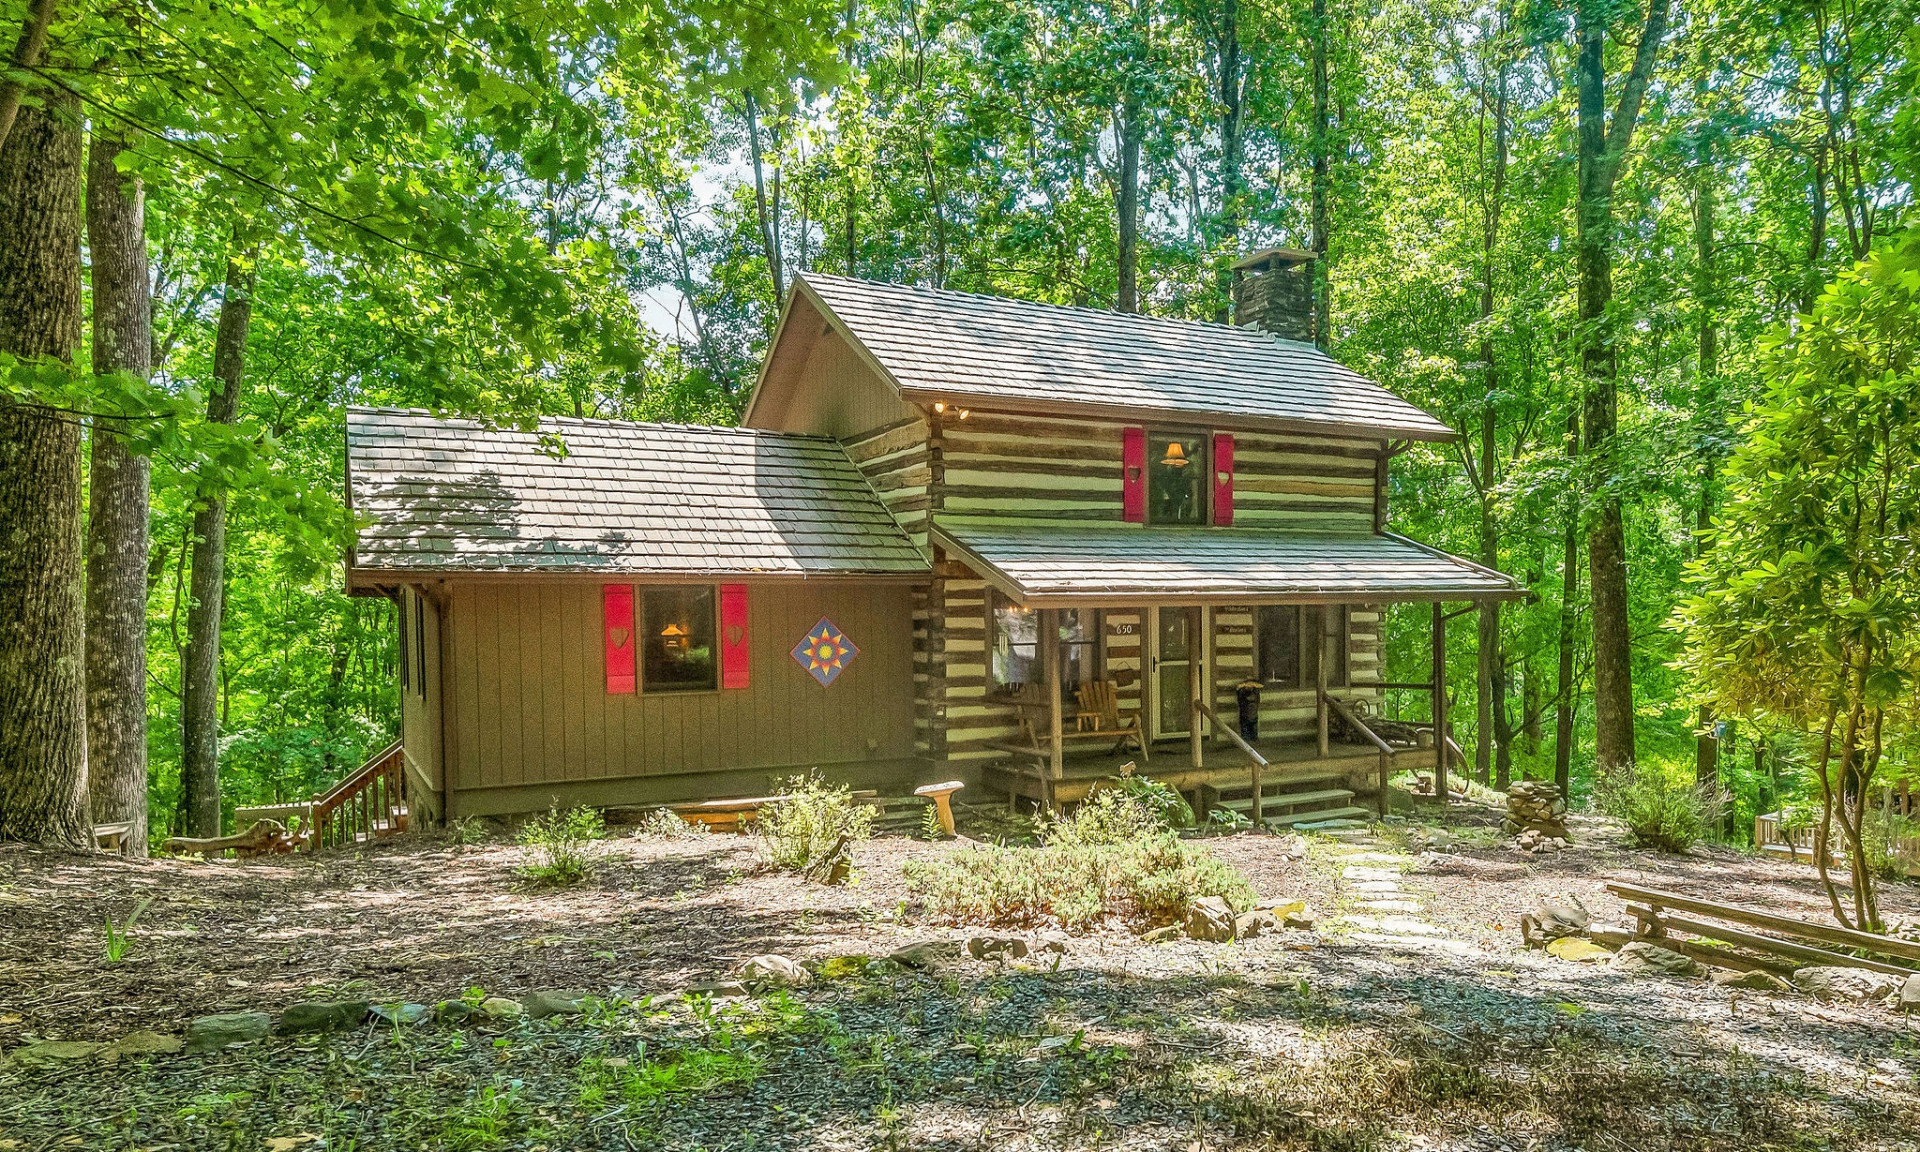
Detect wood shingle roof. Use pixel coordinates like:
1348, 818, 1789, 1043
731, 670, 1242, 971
346, 408, 928, 578
790, 273, 1454, 441
931, 519, 1520, 606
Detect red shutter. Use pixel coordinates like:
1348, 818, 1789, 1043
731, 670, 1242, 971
720, 583, 750, 689
603, 585, 636, 694
1212, 432, 1235, 525
1122, 426, 1146, 522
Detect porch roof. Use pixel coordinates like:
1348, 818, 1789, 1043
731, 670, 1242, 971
930, 520, 1522, 606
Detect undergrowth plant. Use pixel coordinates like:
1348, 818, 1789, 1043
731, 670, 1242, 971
1596, 767, 1712, 854
516, 805, 605, 886
756, 773, 874, 879
101, 897, 152, 963
633, 807, 710, 840
905, 785, 1254, 930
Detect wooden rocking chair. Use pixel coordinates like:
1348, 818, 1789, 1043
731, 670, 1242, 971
1073, 679, 1148, 763
995, 681, 1147, 767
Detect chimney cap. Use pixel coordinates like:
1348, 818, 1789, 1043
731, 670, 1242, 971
1231, 247, 1316, 272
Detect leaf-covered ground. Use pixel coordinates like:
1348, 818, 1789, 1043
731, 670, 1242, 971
3, 800, 1918, 1150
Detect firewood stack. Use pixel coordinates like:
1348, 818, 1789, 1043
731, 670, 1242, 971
1504, 780, 1569, 851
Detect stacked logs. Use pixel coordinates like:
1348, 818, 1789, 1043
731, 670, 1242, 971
1505, 780, 1569, 852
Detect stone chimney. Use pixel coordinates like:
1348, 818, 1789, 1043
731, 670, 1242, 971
1230, 248, 1316, 342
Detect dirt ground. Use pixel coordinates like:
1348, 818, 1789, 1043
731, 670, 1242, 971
3, 796, 1918, 1150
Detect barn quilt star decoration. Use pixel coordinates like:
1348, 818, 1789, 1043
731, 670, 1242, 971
791, 618, 859, 686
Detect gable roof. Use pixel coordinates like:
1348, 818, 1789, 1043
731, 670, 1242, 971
345, 407, 928, 579
931, 519, 1521, 607
748, 273, 1453, 441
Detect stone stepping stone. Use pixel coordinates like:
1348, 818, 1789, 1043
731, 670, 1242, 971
1350, 933, 1478, 956
1351, 880, 1402, 893
1357, 899, 1424, 913
1341, 866, 1400, 882
1335, 851, 1405, 863
1340, 915, 1446, 937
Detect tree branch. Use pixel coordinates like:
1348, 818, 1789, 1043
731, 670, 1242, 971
0, 0, 56, 153
1600, 0, 1671, 189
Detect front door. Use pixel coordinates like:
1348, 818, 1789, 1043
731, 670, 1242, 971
1150, 607, 1193, 740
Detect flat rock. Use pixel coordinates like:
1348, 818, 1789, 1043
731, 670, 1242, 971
887, 941, 959, 969
1343, 915, 1445, 938
1235, 910, 1276, 939
1793, 966, 1903, 1003
1901, 974, 1920, 1012
967, 934, 1030, 960
105, 1030, 183, 1059
685, 979, 749, 999
735, 954, 812, 986
1545, 937, 1614, 963
1281, 905, 1318, 931
1141, 925, 1180, 944
279, 1000, 369, 1035
434, 1001, 477, 1024
520, 990, 590, 1018
10, 1040, 105, 1065
478, 996, 526, 1020
1357, 899, 1423, 913
1341, 866, 1400, 882
370, 1003, 433, 1026
1184, 896, 1237, 943
1609, 941, 1696, 976
1352, 881, 1402, 894
187, 1012, 272, 1052
1712, 968, 1793, 992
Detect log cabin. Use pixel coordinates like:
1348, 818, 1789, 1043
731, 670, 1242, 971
345, 250, 1520, 828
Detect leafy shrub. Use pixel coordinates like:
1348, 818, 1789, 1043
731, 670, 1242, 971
1596, 769, 1711, 854
906, 788, 1253, 930
1864, 813, 1920, 881
516, 805, 605, 885
756, 774, 874, 876
632, 807, 709, 840
1101, 774, 1193, 829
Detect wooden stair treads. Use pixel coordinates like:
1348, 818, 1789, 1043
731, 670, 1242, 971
1266, 805, 1371, 827
1214, 787, 1356, 815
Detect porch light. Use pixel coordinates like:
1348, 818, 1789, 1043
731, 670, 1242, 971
1160, 441, 1190, 468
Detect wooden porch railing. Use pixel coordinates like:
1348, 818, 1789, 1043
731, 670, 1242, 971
1323, 693, 1396, 816
311, 741, 409, 850
1195, 700, 1269, 826
1755, 809, 1920, 876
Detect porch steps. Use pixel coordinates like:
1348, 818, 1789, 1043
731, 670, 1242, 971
1214, 787, 1356, 818
1266, 805, 1373, 828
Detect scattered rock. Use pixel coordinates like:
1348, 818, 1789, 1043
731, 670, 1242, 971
886, 941, 958, 969
1711, 968, 1793, 992
1141, 925, 1180, 944
104, 1030, 183, 1059
1407, 827, 1459, 853
1545, 937, 1613, 963
1184, 896, 1238, 943
1281, 905, 1318, 932
279, 1000, 370, 1035
1520, 895, 1591, 946
1034, 932, 1070, 955
816, 954, 878, 978
478, 996, 526, 1020
1504, 780, 1569, 841
1793, 966, 1903, 1004
434, 1001, 477, 1024
186, 1012, 272, 1052
966, 934, 1030, 961
10, 1040, 105, 1065
1609, 941, 1696, 976
520, 990, 590, 1018
1901, 974, 1920, 1013
734, 954, 811, 987
370, 1003, 433, 1026
1235, 910, 1277, 939
685, 979, 749, 1000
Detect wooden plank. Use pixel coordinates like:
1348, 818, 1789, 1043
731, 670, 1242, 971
1608, 882, 1920, 966
1632, 907, 1916, 977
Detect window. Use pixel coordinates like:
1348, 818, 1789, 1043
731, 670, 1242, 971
988, 594, 1101, 702
643, 585, 718, 691
1147, 431, 1207, 525
1256, 605, 1348, 689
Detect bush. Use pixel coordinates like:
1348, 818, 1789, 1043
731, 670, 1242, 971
516, 805, 605, 885
905, 788, 1254, 930
756, 774, 874, 877
1597, 769, 1711, 854
633, 807, 709, 840
1864, 813, 1920, 882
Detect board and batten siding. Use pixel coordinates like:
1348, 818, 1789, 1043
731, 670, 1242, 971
398, 585, 445, 819
936, 409, 1382, 532
441, 580, 917, 809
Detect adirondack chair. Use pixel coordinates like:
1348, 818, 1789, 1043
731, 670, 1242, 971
1074, 679, 1148, 762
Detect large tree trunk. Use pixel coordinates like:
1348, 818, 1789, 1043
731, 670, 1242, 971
85, 128, 152, 855
1213, 0, 1242, 318
1554, 410, 1579, 798
1474, 43, 1510, 789
0, 0, 57, 153
1691, 119, 1719, 796
0, 95, 89, 848
1115, 96, 1142, 313
1308, 0, 1331, 348
176, 253, 254, 838
743, 91, 784, 311
1573, 0, 1667, 778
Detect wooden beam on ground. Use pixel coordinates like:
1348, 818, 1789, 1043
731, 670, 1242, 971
1608, 881, 1920, 966
1628, 905, 1916, 977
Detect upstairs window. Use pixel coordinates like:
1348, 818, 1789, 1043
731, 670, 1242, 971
644, 586, 718, 691
1147, 432, 1207, 525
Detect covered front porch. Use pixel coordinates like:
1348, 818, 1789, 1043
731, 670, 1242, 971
933, 521, 1522, 823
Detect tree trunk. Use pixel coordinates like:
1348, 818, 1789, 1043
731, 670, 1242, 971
1115, 97, 1142, 313
1474, 42, 1510, 789
743, 91, 783, 311
177, 252, 254, 838
85, 127, 152, 855
1691, 118, 1719, 796
1573, 0, 1668, 778
1554, 410, 1579, 798
1308, 0, 1331, 348
1214, 0, 1242, 318
0, 0, 58, 153
0, 95, 89, 848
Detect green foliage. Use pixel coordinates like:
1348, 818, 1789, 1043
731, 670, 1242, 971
1864, 813, 1920, 882
1094, 774, 1194, 830
632, 808, 710, 840
905, 790, 1254, 930
1596, 767, 1712, 855
101, 898, 152, 964
515, 806, 605, 886
755, 774, 875, 874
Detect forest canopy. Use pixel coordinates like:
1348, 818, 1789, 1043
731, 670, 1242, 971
0, 0, 1915, 868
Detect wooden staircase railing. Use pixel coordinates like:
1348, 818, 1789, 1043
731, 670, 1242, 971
1194, 700, 1269, 826
310, 740, 409, 850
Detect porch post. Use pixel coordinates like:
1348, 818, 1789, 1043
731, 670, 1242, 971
1042, 608, 1064, 795
1433, 601, 1449, 801
1315, 606, 1330, 757
1187, 605, 1204, 770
